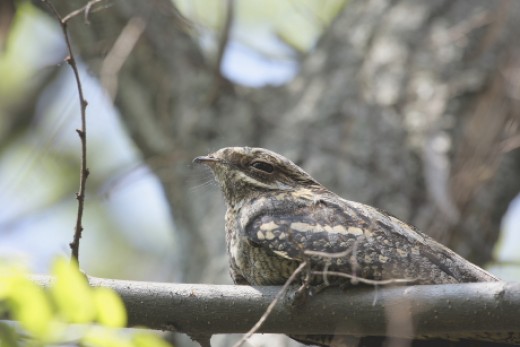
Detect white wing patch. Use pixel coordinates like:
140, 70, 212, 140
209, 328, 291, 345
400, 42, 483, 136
290, 222, 366, 236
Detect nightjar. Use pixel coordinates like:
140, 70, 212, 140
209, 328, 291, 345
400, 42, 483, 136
194, 146, 513, 347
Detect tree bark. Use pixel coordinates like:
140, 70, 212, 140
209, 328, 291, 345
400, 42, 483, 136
31, 275, 520, 346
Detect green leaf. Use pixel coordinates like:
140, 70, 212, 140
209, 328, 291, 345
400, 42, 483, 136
0, 264, 27, 299
93, 287, 127, 328
0, 322, 20, 347
50, 258, 95, 323
0, 263, 52, 339
9, 280, 53, 339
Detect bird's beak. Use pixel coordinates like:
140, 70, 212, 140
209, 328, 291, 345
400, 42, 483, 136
193, 155, 220, 165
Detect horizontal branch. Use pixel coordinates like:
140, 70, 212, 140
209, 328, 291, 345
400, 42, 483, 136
33, 276, 520, 338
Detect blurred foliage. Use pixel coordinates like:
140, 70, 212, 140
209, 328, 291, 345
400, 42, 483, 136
0, 2, 175, 280
0, 257, 172, 347
0, 2, 42, 105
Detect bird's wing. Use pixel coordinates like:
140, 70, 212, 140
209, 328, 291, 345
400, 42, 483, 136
243, 194, 498, 284
244, 197, 368, 261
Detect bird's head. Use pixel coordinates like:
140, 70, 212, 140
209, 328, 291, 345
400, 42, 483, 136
193, 147, 321, 206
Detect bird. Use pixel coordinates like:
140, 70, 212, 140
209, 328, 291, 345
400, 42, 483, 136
193, 146, 514, 347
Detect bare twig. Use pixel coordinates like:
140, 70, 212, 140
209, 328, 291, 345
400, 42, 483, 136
42, 0, 90, 264
100, 17, 146, 99
231, 262, 307, 347
214, 0, 234, 80
62, 0, 108, 24
304, 248, 353, 286
304, 233, 418, 287
310, 270, 417, 286
207, 0, 234, 104
303, 238, 363, 284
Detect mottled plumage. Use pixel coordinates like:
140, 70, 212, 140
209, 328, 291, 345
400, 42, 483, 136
193, 147, 512, 346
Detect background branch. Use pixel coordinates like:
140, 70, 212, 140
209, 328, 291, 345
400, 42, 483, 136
32, 276, 520, 339
41, 0, 90, 264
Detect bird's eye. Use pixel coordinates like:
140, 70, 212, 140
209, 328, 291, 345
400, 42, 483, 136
251, 161, 274, 173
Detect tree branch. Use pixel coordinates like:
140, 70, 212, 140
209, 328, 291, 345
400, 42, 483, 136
41, 0, 90, 264
31, 276, 520, 339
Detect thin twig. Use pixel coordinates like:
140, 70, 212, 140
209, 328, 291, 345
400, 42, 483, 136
231, 262, 307, 347
304, 248, 353, 286
207, 0, 234, 104
303, 239, 363, 284
214, 0, 234, 80
310, 270, 417, 286
42, 0, 90, 265
62, 0, 107, 24
100, 17, 146, 99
